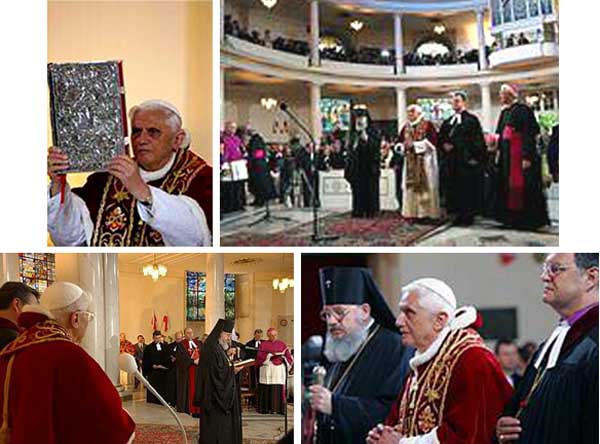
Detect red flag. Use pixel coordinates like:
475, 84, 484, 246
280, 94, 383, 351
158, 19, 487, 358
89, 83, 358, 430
150, 311, 158, 331
162, 315, 169, 332
499, 253, 516, 266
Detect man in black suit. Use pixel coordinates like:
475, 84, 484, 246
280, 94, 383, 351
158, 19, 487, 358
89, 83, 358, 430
244, 328, 263, 359
0, 282, 40, 350
495, 339, 522, 390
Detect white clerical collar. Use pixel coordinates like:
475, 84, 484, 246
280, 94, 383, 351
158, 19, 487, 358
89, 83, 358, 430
140, 152, 177, 182
189, 339, 197, 349
450, 110, 464, 126
156, 343, 162, 351
534, 320, 570, 370
409, 326, 451, 371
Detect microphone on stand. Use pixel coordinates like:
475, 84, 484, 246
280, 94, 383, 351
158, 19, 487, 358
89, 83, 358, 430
119, 353, 188, 444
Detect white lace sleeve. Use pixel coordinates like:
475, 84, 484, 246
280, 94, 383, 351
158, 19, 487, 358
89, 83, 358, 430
47, 185, 93, 246
136, 186, 211, 246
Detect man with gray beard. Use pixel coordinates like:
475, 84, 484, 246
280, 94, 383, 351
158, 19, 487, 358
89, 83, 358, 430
308, 267, 411, 444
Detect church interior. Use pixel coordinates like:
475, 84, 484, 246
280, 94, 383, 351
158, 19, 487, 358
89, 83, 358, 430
0, 252, 294, 443
220, 0, 559, 247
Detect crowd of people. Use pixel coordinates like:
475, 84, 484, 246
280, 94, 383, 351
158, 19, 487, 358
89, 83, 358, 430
223, 83, 557, 231
224, 15, 483, 67
303, 252, 598, 444
0, 280, 293, 444
120, 325, 293, 416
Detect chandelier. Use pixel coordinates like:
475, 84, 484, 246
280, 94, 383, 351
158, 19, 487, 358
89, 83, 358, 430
261, 0, 277, 9
350, 20, 364, 32
143, 254, 167, 282
260, 97, 278, 110
433, 24, 446, 35
272, 278, 294, 293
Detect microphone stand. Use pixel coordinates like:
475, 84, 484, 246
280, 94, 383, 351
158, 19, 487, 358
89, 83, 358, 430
279, 103, 339, 243
273, 351, 290, 436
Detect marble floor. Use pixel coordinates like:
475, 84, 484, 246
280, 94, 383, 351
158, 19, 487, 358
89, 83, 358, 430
124, 390, 293, 441
221, 204, 559, 246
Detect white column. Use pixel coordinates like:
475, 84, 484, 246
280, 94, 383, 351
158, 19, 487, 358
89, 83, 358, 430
553, 89, 559, 111
393, 13, 404, 74
220, 66, 226, 127
220, 0, 225, 43
78, 253, 106, 370
0, 253, 19, 282
396, 86, 407, 134
103, 253, 120, 386
310, 82, 322, 145
205, 253, 225, 334
310, 0, 320, 66
480, 82, 492, 132
476, 8, 488, 70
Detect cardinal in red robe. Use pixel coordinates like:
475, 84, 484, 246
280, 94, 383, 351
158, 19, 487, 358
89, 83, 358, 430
0, 282, 135, 444
176, 327, 202, 415
367, 278, 512, 444
256, 327, 293, 414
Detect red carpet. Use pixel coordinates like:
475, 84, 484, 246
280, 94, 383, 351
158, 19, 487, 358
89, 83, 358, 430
221, 211, 448, 246
133, 424, 278, 444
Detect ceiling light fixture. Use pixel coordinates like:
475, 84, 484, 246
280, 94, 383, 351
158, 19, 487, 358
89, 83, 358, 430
260, 97, 278, 110
272, 278, 294, 293
350, 20, 364, 32
261, 0, 277, 9
142, 254, 167, 282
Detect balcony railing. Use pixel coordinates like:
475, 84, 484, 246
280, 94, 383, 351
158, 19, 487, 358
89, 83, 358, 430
488, 41, 558, 68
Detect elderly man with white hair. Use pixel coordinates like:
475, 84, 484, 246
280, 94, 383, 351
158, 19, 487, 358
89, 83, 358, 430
367, 278, 512, 444
397, 105, 440, 220
47, 99, 212, 246
0, 281, 135, 443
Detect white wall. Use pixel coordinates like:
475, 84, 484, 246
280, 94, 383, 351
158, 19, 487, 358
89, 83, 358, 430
368, 253, 556, 344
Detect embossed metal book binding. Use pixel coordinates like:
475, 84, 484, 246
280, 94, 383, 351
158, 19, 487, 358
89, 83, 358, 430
47, 60, 128, 173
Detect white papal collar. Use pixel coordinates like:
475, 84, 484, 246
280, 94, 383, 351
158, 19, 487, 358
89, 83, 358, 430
140, 152, 177, 183
409, 327, 451, 371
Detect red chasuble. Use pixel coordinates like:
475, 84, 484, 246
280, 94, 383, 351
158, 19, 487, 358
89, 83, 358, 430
385, 328, 513, 444
0, 312, 135, 444
73, 148, 212, 246
186, 339, 202, 416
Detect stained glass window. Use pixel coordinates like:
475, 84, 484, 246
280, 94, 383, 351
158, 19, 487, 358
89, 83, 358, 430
540, 0, 553, 14
416, 98, 454, 124
514, 0, 527, 20
186, 272, 236, 321
503, 0, 513, 23
529, 0, 539, 16
491, 0, 502, 25
18, 253, 56, 293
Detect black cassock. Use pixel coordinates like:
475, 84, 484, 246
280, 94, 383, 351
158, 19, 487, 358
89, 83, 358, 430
165, 342, 179, 406
142, 342, 170, 405
438, 110, 486, 221
345, 129, 381, 218
494, 102, 549, 229
316, 323, 411, 444
503, 305, 598, 444
194, 330, 242, 444
176, 340, 202, 414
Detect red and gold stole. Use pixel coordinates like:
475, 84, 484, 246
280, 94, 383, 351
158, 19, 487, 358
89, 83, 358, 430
0, 320, 73, 443
91, 149, 208, 247
395, 328, 485, 436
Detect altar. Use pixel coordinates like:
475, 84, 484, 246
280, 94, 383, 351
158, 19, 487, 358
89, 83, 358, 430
318, 169, 399, 211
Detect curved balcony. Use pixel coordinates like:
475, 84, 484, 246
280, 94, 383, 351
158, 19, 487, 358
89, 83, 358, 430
489, 42, 558, 69
222, 36, 558, 88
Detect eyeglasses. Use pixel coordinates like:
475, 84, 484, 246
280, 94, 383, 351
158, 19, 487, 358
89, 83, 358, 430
319, 308, 352, 322
76, 310, 96, 322
541, 262, 572, 277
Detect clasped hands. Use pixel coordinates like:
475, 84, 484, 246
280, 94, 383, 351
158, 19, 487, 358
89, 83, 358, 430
366, 424, 404, 444
48, 146, 151, 201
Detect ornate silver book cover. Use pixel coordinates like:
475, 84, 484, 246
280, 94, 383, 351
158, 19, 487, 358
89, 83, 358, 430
48, 60, 127, 173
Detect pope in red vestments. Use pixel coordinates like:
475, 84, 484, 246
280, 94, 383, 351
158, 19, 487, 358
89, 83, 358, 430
368, 278, 512, 444
0, 282, 135, 444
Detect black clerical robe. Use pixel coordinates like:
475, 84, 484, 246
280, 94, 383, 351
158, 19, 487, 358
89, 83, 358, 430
176, 339, 202, 415
316, 324, 411, 444
495, 102, 549, 229
345, 130, 381, 218
142, 341, 170, 405
194, 342, 242, 444
438, 110, 486, 221
502, 305, 598, 444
